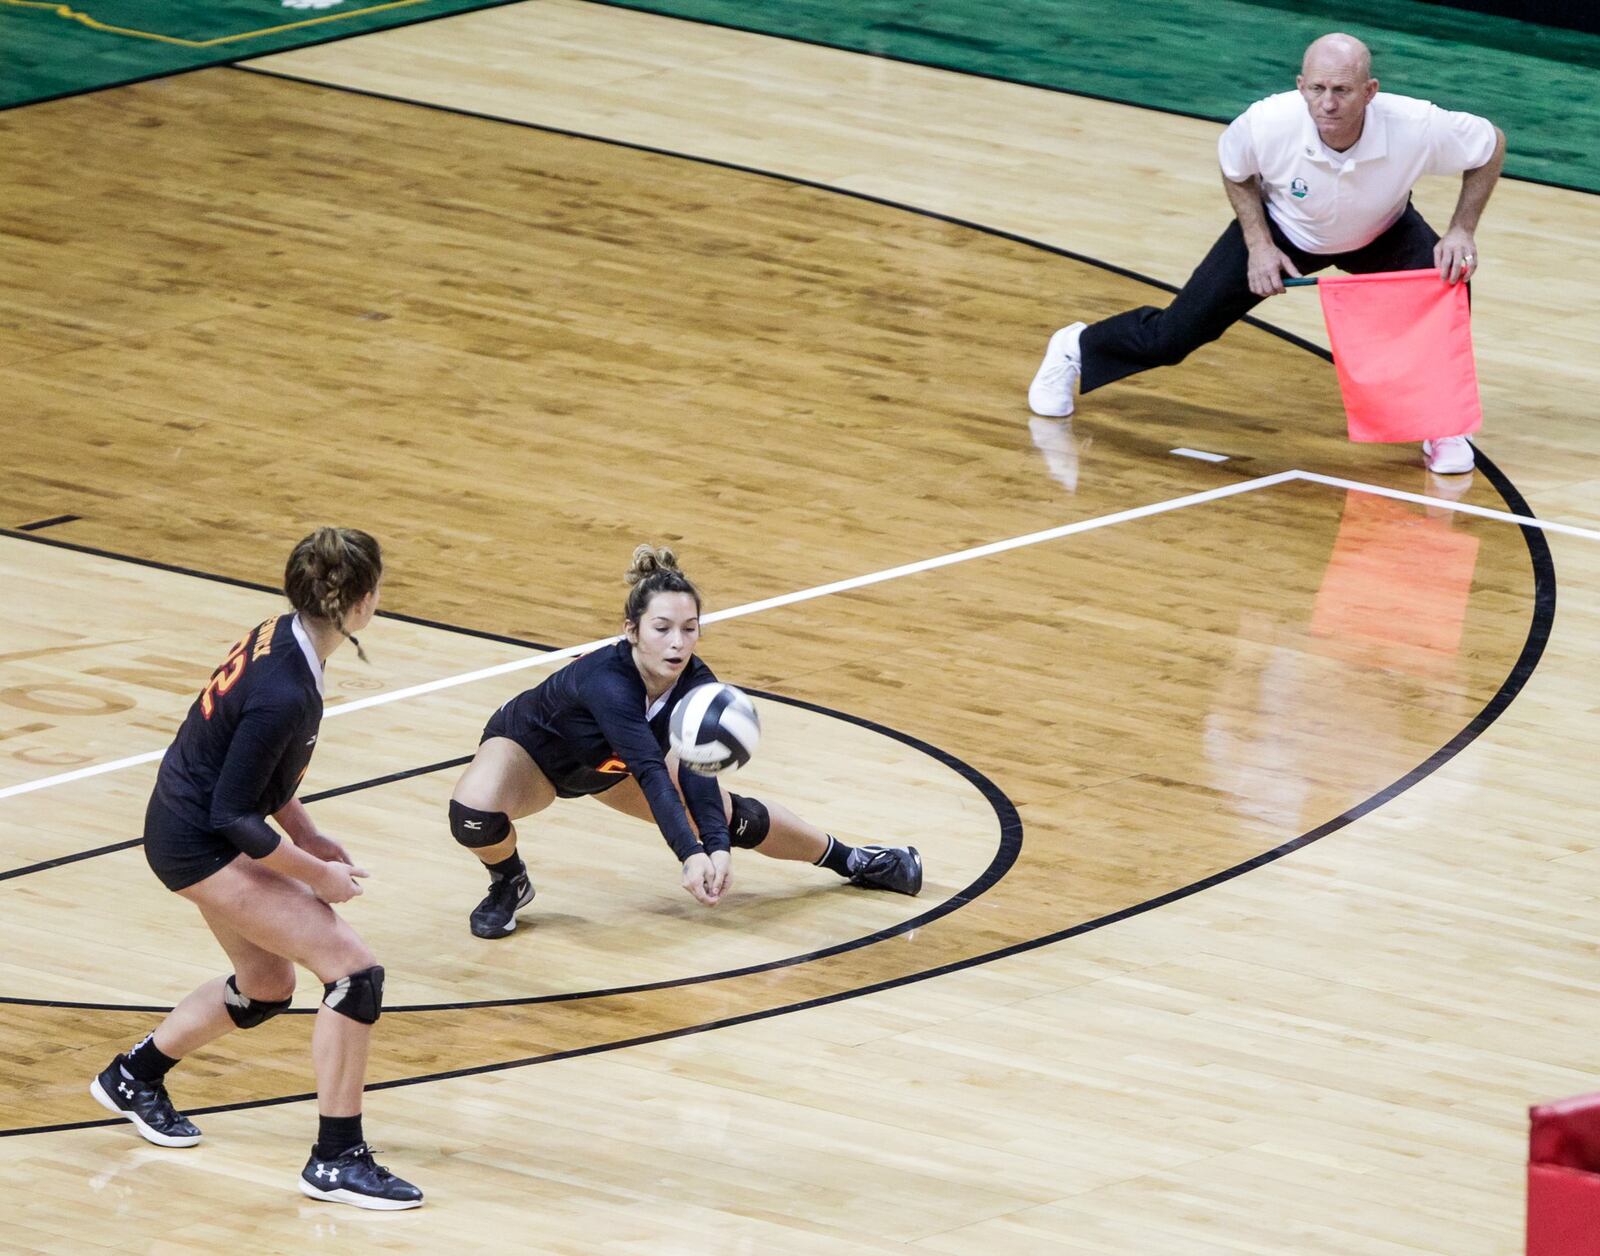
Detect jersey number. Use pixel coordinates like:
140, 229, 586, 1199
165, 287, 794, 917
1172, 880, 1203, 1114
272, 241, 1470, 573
200, 636, 249, 719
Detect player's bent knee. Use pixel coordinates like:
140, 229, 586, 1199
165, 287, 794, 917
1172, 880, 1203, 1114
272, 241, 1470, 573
322, 964, 384, 1024
728, 794, 770, 849
224, 973, 294, 1028
449, 799, 511, 848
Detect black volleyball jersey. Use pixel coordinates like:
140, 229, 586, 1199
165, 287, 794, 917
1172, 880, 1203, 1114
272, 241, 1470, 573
501, 639, 730, 858
152, 613, 324, 859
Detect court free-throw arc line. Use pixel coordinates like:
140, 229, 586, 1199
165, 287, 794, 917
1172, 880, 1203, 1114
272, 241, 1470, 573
0, 470, 1300, 802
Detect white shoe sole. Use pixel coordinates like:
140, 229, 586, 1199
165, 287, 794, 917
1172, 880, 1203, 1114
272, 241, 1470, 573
1423, 440, 1475, 475
1028, 323, 1084, 417
89, 1076, 202, 1148
299, 1178, 424, 1210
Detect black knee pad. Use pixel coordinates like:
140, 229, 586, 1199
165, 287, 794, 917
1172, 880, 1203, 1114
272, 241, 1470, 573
450, 799, 510, 849
223, 974, 292, 1029
728, 794, 770, 849
322, 964, 384, 1024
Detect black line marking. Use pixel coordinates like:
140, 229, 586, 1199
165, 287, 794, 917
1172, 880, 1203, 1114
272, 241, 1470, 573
0, 74, 1557, 1136
0, 524, 558, 651
0, 838, 142, 887
14, 515, 80, 532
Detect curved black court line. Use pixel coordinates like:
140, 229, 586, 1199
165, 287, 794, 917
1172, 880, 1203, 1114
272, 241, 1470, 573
0, 692, 1022, 1014
0, 442, 1556, 1140
0, 76, 1558, 1135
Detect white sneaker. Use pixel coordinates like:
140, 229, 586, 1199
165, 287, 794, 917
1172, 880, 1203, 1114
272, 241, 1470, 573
1028, 322, 1086, 417
1422, 435, 1474, 475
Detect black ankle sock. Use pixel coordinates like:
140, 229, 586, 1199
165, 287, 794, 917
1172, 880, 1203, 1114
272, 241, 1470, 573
122, 1033, 178, 1084
315, 1113, 365, 1160
486, 851, 525, 882
815, 835, 855, 878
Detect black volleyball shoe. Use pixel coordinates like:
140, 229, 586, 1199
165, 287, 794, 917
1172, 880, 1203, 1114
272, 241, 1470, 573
299, 1142, 424, 1210
90, 1057, 203, 1148
848, 845, 923, 896
469, 870, 535, 938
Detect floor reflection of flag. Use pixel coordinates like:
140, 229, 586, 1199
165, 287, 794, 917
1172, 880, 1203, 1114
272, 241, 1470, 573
1310, 489, 1480, 677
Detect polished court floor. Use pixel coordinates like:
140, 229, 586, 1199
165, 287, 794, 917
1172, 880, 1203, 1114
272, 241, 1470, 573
2, 4, 1599, 1252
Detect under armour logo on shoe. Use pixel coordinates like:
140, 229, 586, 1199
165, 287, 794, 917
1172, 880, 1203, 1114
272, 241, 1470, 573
118, 1082, 135, 1099
314, 1164, 338, 1181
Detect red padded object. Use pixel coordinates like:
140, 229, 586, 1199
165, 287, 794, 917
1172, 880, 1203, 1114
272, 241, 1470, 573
1531, 1095, 1600, 1170
1528, 1097, 1600, 1255
1528, 1165, 1600, 1256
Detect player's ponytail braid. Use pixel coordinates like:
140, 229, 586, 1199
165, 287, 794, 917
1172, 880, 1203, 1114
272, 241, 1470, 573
284, 527, 383, 662
623, 543, 701, 623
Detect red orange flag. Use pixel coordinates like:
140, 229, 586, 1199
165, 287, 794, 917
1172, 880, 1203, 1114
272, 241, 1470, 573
1314, 268, 1482, 443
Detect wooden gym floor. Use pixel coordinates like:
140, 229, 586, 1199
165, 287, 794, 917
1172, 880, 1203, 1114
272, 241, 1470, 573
2, 3, 1598, 1252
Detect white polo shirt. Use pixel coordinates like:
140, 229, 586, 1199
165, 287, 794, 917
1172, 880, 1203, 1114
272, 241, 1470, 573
1217, 90, 1496, 254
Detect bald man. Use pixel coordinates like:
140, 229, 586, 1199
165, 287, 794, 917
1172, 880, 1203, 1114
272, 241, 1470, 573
1029, 33, 1506, 475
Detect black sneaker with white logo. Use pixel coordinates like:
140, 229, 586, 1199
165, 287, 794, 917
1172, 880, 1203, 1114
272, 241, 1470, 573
89, 1057, 202, 1147
848, 845, 923, 896
469, 870, 535, 938
299, 1142, 424, 1210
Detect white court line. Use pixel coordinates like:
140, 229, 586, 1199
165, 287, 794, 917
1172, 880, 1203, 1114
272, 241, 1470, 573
0, 470, 1299, 802
1294, 470, 1600, 542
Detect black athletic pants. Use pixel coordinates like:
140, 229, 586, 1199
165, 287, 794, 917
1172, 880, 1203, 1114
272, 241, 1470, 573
1079, 203, 1443, 394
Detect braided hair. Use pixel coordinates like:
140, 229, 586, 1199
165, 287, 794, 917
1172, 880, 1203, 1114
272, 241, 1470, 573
283, 527, 383, 661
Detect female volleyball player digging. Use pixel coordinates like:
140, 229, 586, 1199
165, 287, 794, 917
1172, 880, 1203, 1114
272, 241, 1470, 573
450, 545, 923, 938
90, 528, 423, 1211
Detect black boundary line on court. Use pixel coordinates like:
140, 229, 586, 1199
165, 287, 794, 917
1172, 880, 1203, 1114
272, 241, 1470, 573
14, 515, 80, 532
0, 441, 1556, 1139
1, 0, 1585, 195
0, 73, 1558, 1138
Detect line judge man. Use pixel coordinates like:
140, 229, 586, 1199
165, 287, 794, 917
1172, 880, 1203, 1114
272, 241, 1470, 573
1028, 32, 1505, 475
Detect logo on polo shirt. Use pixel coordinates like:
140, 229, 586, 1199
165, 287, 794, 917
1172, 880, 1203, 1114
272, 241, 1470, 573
1290, 177, 1309, 199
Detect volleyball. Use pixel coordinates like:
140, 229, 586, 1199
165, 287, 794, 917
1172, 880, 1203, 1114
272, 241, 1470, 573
669, 682, 760, 776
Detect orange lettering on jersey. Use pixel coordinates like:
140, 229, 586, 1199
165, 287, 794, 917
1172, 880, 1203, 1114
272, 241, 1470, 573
200, 635, 250, 719
596, 757, 628, 774
251, 617, 276, 660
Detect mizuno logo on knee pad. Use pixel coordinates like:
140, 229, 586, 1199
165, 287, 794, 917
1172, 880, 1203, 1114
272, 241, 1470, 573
449, 800, 511, 848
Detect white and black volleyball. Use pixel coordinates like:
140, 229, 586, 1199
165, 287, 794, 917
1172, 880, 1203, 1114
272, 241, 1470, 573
669, 682, 760, 776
